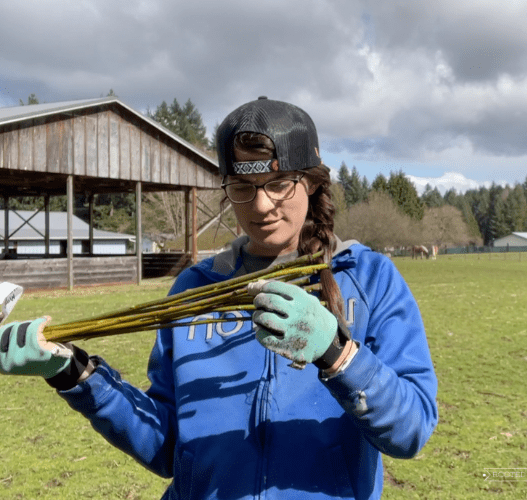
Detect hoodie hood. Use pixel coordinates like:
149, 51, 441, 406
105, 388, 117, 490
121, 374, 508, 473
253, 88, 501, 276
191, 235, 364, 282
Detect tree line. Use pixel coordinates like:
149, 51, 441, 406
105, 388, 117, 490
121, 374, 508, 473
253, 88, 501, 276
335, 163, 527, 250
7, 94, 527, 250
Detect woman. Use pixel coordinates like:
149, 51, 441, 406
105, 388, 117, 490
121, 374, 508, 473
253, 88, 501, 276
0, 97, 438, 499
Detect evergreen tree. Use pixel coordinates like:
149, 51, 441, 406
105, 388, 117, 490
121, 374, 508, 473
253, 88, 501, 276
456, 197, 483, 242
149, 98, 208, 149
443, 188, 461, 207
210, 122, 220, 153
387, 171, 424, 220
371, 173, 389, 193
487, 184, 508, 243
503, 184, 527, 232
421, 184, 444, 208
349, 166, 367, 204
466, 188, 490, 244
19, 94, 39, 106
361, 176, 370, 198
337, 163, 366, 206
337, 162, 352, 206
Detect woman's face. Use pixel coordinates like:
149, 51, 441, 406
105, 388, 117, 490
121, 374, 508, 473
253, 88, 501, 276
225, 170, 314, 257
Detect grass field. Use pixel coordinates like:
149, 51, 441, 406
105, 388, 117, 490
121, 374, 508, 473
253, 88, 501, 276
1, 254, 526, 499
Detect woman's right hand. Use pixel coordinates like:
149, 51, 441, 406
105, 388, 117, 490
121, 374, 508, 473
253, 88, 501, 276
0, 317, 73, 379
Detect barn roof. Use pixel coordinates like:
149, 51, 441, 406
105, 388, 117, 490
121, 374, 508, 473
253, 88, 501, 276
0, 97, 220, 197
0, 97, 214, 168
511, 232, 527, 239
0, 210, 134, 241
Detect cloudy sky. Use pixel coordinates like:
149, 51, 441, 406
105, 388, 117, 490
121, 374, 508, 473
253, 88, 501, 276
1, 0, 527, 187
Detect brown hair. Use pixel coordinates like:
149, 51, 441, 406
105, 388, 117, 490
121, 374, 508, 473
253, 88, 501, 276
231, 133, 346, 326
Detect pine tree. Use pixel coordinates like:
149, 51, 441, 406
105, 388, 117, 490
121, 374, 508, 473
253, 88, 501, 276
371, 174, 388, 193
19, 94, 39, 106
149, 98, 208, 149
466, 188, 490, 244
387, 171, 424, 220
337, 163, 366, 206
503, 184, 527, 232
488, 184, 508, 243
443, 188, 461, 207
337, 162, 352, 206
422, 184, 444, 208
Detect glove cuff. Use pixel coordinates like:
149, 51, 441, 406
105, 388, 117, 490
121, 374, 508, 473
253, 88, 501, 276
313, 320, 351, 370
45, 344, 92, 391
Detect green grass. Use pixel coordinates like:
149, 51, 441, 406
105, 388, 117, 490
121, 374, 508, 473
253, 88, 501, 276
384, 253, 527, 499
1, 255, 526, 498
1, 279, 174, 499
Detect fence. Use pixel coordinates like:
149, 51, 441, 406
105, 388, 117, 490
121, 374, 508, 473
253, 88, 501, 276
445, 245, 527, 254
390, 245, 527, 258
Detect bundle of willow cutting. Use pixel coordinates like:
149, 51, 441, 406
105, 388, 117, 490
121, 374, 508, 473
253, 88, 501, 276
43, 251, 328, 344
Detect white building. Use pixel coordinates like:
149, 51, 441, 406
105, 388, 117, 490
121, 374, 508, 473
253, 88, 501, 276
493, 232, 527, 248
1, 210, 135, 256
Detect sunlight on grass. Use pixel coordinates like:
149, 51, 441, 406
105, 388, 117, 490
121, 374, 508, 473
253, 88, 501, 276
385, 254, 527, 499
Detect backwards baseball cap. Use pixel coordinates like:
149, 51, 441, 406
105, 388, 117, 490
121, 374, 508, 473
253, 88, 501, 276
216, 96, 322, 176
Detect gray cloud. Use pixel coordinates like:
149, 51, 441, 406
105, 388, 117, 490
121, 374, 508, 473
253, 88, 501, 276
1, 0, 527, 182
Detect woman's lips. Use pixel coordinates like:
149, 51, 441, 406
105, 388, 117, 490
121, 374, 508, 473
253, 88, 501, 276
251, 219, 281, 229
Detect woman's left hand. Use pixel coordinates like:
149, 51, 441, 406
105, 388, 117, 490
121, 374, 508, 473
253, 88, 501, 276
252, 281, 337, 368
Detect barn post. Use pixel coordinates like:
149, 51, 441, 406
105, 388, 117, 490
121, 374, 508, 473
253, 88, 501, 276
185, 188, 191, 259
185, 187, 198, 265
136, 181, 142, 285
88, 193, 94, 256
3, 196, 8, 254
192, 187, 198, 265
67, 174, 74, 290
44, 194, 50, 257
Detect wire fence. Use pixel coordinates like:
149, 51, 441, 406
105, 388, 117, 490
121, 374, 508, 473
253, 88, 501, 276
391, 245, 527, 259
445, 245, 527, 254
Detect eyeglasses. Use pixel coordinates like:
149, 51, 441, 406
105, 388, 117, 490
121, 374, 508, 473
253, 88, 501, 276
222, 174, 305, 204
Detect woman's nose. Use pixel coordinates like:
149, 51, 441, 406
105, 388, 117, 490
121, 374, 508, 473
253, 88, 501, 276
251, 185, 276, 213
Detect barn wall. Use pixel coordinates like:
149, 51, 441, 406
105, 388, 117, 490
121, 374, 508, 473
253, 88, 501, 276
0, 256, 137, 290
4, 239, 129, 255
0, 108, 220, 190
494, 234, 527, 247
15, 241, 62, 255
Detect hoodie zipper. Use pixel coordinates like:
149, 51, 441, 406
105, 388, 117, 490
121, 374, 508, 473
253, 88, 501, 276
255, 349, 274, 499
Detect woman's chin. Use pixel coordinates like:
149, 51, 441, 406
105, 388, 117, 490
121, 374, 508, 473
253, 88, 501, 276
247, 233, 297, 256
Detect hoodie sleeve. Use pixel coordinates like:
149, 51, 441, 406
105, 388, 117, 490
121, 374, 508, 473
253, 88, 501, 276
54, 267, 206, 478
321, 251, 438, 459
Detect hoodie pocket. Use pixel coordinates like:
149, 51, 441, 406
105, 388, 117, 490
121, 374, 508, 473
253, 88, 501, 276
328, 445, 355, 498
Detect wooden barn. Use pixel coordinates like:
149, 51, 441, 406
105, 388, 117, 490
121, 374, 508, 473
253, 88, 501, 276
0, 97, 220, 289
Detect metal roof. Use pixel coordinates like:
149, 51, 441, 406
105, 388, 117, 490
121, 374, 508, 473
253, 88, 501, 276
0, 97, 217, 169
0, 210, 134, 241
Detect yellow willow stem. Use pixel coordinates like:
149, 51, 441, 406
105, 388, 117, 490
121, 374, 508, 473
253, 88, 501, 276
43, 252, 328, 342
78, 251, 325, 323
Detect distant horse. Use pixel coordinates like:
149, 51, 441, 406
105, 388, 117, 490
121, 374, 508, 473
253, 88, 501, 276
412, 245, 429, 259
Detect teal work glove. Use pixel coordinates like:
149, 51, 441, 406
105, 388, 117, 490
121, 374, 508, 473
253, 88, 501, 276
251, 281, 338, 369
0, 317, 73, 378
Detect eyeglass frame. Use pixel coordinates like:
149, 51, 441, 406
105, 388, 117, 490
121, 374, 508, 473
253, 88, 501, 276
221, 173, 306, 204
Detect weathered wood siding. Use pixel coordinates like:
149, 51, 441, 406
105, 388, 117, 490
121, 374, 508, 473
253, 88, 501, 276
0, 256, 137, 290
0, 109, 220, 189
142, 251, 218, 279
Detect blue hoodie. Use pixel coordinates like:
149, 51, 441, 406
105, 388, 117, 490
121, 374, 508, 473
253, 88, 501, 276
59, 237, 438, 500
